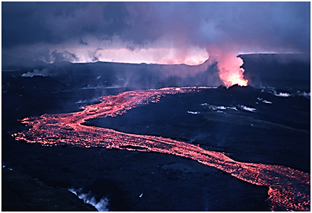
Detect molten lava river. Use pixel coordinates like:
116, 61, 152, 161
12, 87, 309, 211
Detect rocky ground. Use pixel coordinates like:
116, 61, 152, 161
2, 140, 270, 211
2, 166, 96, 211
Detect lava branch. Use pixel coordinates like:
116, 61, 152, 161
12, 86, 309, 211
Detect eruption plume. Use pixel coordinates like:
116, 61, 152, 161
208, 50, 248, 87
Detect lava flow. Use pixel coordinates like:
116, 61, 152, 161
12, 86, 309, 211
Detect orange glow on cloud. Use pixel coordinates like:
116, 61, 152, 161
60, 39, 248, 87
68, 46, 208, 66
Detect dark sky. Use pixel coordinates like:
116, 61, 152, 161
2, 2, 310, 65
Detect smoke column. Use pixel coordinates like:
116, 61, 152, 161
206, 46, 248, 87
217, 54, 248, 87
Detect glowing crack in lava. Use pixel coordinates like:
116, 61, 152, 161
12, 87, 309, 211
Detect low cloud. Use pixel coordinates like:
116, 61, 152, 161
2, 2, 310, 86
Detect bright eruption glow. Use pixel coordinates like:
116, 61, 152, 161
219, 66, 248, 87
216, 53, 248, 87
12, 87, 309, 211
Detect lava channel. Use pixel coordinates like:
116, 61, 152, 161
12, 86, 310, 211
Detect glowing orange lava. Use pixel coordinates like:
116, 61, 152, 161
12, 86, 309, 211
219, 67, 248, 86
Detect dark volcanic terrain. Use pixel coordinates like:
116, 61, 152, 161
2, 55, 310, 211
84, 85, 310, 172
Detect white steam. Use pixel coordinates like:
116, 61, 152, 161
257, 97, 272, 104
274, 92, 291, 97
187, 111, 200, 115
201, 103, 238, 111
238, 105, 256, 112
22, 68, 50, 77
201, 103, 256, 113
68, 188, 109, 211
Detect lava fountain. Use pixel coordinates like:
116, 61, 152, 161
216, 53, 248, 87
12, 86, 309, 211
